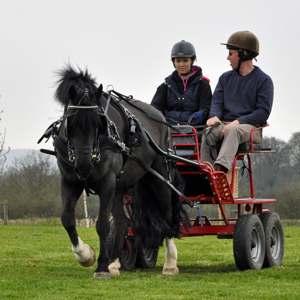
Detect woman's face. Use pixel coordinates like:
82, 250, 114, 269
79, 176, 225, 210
173, 57, 193, 75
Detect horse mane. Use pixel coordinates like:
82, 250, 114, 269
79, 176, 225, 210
54, 64, 98, 106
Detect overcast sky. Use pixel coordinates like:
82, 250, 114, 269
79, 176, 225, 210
1, 0, 299, 150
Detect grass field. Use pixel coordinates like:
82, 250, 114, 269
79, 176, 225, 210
0, 225, 299, 300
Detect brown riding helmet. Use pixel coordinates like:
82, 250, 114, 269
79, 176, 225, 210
221, 31, 259, 57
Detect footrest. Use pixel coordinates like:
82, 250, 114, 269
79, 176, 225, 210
210, 173, 233, 201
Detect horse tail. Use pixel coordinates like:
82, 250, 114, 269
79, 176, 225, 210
171, 167, 190, 235
131, 168, 189, 250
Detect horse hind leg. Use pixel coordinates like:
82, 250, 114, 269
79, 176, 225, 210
108, 190, 129, 276
162, 237, 179, 275
133, 178, 180, 275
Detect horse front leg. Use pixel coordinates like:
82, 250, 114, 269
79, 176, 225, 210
60, 177, 96, 268
93, 179, 116, 279
162, 237, 179, 275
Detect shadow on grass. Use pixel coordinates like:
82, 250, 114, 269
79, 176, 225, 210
178, 263, 237, 274
130, 262, 237, 276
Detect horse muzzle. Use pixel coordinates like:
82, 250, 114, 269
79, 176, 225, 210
68, 142, 101, 180
74, 154, 95, 180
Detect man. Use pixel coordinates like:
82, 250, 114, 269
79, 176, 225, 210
200, 31, 274, 173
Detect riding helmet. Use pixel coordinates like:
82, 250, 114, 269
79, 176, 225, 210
221, 31, 259, 58
171, 40, 196, 59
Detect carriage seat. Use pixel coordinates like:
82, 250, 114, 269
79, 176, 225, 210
171, 125, 200, 158
237, 125, 273, 154
237, 141, 262, 152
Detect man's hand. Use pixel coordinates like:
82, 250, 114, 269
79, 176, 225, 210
206, 116, 221, 127
220, 120, 240, 138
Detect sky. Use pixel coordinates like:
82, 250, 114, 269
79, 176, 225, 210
1, 0, 300, 151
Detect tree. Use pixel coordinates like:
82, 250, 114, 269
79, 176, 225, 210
1, 151, 61, 219
287, 132, 300, 174
0, 150, 100, 220
272, 178, 300, 219
238, 137, 291, 198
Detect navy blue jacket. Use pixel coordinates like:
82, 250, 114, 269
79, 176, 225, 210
151, 66, 212, 124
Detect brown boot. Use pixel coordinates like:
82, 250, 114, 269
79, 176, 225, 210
214, 164, 228, 173
203, 161, 215, 172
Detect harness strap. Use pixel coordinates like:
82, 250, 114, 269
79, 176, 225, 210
111, 90, 184, 133
83, 179, 97, 197
128, 151, 194, 208
203, 123, 222, 161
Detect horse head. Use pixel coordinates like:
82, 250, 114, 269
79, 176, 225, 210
65, 83, 105, 180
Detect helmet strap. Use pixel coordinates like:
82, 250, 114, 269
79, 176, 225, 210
234, 49, 256, 73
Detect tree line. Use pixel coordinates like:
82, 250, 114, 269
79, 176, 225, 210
0, 132, 299, 221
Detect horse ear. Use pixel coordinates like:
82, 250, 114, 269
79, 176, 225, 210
68, 85, 77, 101
96, 84, 103, 99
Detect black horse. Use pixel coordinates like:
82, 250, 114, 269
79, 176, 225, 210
39, 65, 188, 279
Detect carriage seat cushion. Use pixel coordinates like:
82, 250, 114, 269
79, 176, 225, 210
170, 125, 194, 135
238, 141, 262, 152
171, 125, 197, 157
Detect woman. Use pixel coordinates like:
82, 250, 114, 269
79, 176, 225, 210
151, 40, 212, 125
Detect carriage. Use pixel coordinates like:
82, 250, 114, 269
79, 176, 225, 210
110, 124, 285, 272
39, 66, 284, 278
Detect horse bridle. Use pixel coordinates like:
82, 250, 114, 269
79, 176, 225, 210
64, 106, 102, 164
65, 89, 122, 164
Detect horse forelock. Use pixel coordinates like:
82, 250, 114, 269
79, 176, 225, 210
54, 64, 97, 106
69, 109, 102, 133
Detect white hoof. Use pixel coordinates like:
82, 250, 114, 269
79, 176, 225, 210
162, 267, 179, 275
78, 246, 96, 267
108, 258, 121, 276
72, 237, 96, 267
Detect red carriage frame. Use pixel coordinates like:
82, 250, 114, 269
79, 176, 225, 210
119, 124, 284, 271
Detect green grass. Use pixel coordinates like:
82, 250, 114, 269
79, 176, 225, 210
0, 226, 299, 300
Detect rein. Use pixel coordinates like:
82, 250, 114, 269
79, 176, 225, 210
110, 90, 190, 133
39, 88, 198, 207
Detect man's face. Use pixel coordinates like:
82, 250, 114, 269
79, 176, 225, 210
227, 50, 239, 69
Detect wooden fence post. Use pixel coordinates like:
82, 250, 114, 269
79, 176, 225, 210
83, 191, 90, 228
3, 199, 8, 225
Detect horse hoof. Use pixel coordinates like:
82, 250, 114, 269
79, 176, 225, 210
162, 267, 179, 275
109, 267, 120, 276
79, 246, 96, 267
93, 272, 111, 279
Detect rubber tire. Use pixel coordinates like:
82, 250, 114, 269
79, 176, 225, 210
135, 246, 159, 269
233, 214, 265, 271
120, 238, 137, 271
259, 212, 284, 268
107, 218, 137, 271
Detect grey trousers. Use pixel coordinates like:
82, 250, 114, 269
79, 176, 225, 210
200, 122, 262, 170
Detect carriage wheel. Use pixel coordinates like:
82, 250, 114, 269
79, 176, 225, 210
107, 218, 137, 271
233, 214, 265, 271
120, 238, 137, 271
135, 246, 159, 269
259, 212, 284, 268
